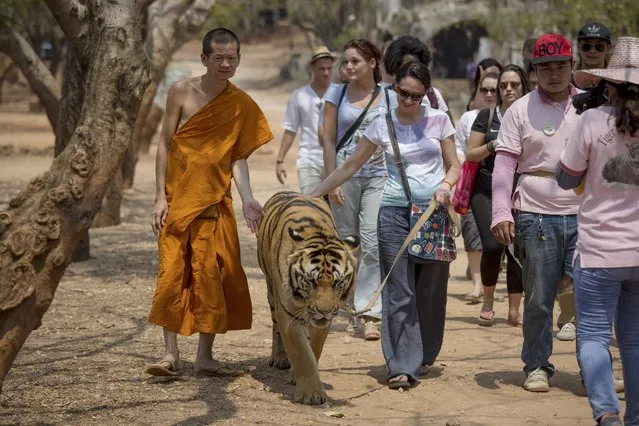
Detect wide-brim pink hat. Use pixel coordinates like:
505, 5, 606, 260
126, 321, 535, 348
574, 37, 639, 88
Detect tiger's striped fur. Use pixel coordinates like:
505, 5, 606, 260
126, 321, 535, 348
257, 191, 359, 405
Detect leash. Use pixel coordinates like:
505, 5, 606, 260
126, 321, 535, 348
342, 198, 460, 316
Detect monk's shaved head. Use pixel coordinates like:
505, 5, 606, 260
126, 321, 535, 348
202, 28, 240, 55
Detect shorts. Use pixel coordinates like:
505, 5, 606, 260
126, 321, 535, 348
461, 210, 482, 252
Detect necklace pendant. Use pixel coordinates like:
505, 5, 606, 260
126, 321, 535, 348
543, 123, 556, 136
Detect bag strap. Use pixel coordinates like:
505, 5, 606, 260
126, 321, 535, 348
335, 84, 381, 153
345, 198, 461, 316
385, 111, 412, 201
384, 86, 390, 109
336, 83, 348, 110
485, 107, 496, 144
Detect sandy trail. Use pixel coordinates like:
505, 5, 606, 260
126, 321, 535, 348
0, 38, 624, 425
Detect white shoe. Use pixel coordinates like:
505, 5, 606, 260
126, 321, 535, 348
524, 368, 550, 392
557, 322, 576, 341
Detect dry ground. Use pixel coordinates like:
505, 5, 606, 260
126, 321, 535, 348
0, 38, 625, 426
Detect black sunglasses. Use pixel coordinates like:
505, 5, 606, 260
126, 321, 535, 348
581, 42, 607, 53
395, 85, 425, 102
499, 81, 522, 90
480, 87, 497, 94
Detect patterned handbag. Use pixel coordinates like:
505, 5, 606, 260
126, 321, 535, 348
386, 112, 460, 263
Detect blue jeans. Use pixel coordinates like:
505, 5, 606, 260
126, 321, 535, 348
378, 206, 450, 382
515, 212, 577, 376
574, 256, 639, 425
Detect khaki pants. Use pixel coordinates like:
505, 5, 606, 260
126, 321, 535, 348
557, 274, 576, 329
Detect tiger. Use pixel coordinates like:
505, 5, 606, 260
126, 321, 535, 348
257, 191, 359, 405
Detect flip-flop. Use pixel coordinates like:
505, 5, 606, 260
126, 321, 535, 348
388, 375, 411, 390
146, 359, 180, 376
478, 310, 495, 327
195, 364, 246, 377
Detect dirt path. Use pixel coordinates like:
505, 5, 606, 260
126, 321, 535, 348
0, 39, 624, 425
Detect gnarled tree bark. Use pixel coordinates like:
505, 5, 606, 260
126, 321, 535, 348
122, 0, 216, 189
0, 0, 149, 394
55, 46, 92, 260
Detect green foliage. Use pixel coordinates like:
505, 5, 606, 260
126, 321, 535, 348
204, 0, 281, 34
286, 0, 378, 50
482, 0, 639, 42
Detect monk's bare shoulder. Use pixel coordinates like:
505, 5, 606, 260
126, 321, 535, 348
168, 77, 199, 102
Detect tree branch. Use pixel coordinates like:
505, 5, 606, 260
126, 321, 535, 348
137, 0, 157, 13
0, 24, 60, 132
42, 0, 89, 52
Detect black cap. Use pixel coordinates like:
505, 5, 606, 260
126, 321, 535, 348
578, 22, 612, 43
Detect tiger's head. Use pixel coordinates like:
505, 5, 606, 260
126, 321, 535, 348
286, 229, 360, 327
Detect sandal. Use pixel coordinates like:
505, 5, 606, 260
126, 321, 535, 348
507, 316, 523, 327
146, 359, 180, 376
478, 310, 495, 327
388, 374, 411, 390
465, 292, 482, 304
364, 320, 381, 341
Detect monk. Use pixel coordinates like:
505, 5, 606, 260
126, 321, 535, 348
146, 28, 273, 377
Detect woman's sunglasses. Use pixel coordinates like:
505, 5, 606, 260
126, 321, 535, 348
498, 81, 522, 90
580, 42, 607, 53
479, 87, 497, 94
396, 85, 425, 102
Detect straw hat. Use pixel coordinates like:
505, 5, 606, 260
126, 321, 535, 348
309, 46, 335, 65
574, 37, 639, 88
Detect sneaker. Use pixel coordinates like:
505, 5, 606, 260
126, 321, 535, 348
598, 414, 623, 426
523, 368, 550, 392
557, 322, 576, 341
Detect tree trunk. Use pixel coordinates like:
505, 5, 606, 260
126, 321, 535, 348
0, 61, 15, 105
55, 46, 90, 262
122, 80, 158, 189
139, 104, 164, 154
91, 171, 123, 228
0, 25, 61, 133
0, 0, 149, 394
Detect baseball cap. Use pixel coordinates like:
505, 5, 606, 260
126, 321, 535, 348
309, 46, 335, 64
531, 34, 573, 64
577, 22, 612, 43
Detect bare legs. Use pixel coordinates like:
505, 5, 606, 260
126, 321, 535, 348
147, 330, 242, 376
468, 251, 483, 299
163, 328, 179, 365
508, 292, 523, 325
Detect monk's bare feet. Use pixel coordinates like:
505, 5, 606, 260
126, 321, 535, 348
194, 358, 245, 377
146, 354, 180, 376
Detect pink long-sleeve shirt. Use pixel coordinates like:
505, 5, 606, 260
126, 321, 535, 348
490, 88, 583, 230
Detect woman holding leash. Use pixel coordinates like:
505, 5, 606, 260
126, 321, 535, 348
311, 61, 460, 389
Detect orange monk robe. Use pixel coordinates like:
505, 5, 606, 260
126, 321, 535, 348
148, 83, 273, 336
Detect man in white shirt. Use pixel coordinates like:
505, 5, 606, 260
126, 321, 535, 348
276, 46, 337, 194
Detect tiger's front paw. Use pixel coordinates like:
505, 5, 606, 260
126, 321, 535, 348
268, 353, 291, 370
293, 377, 326, 405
